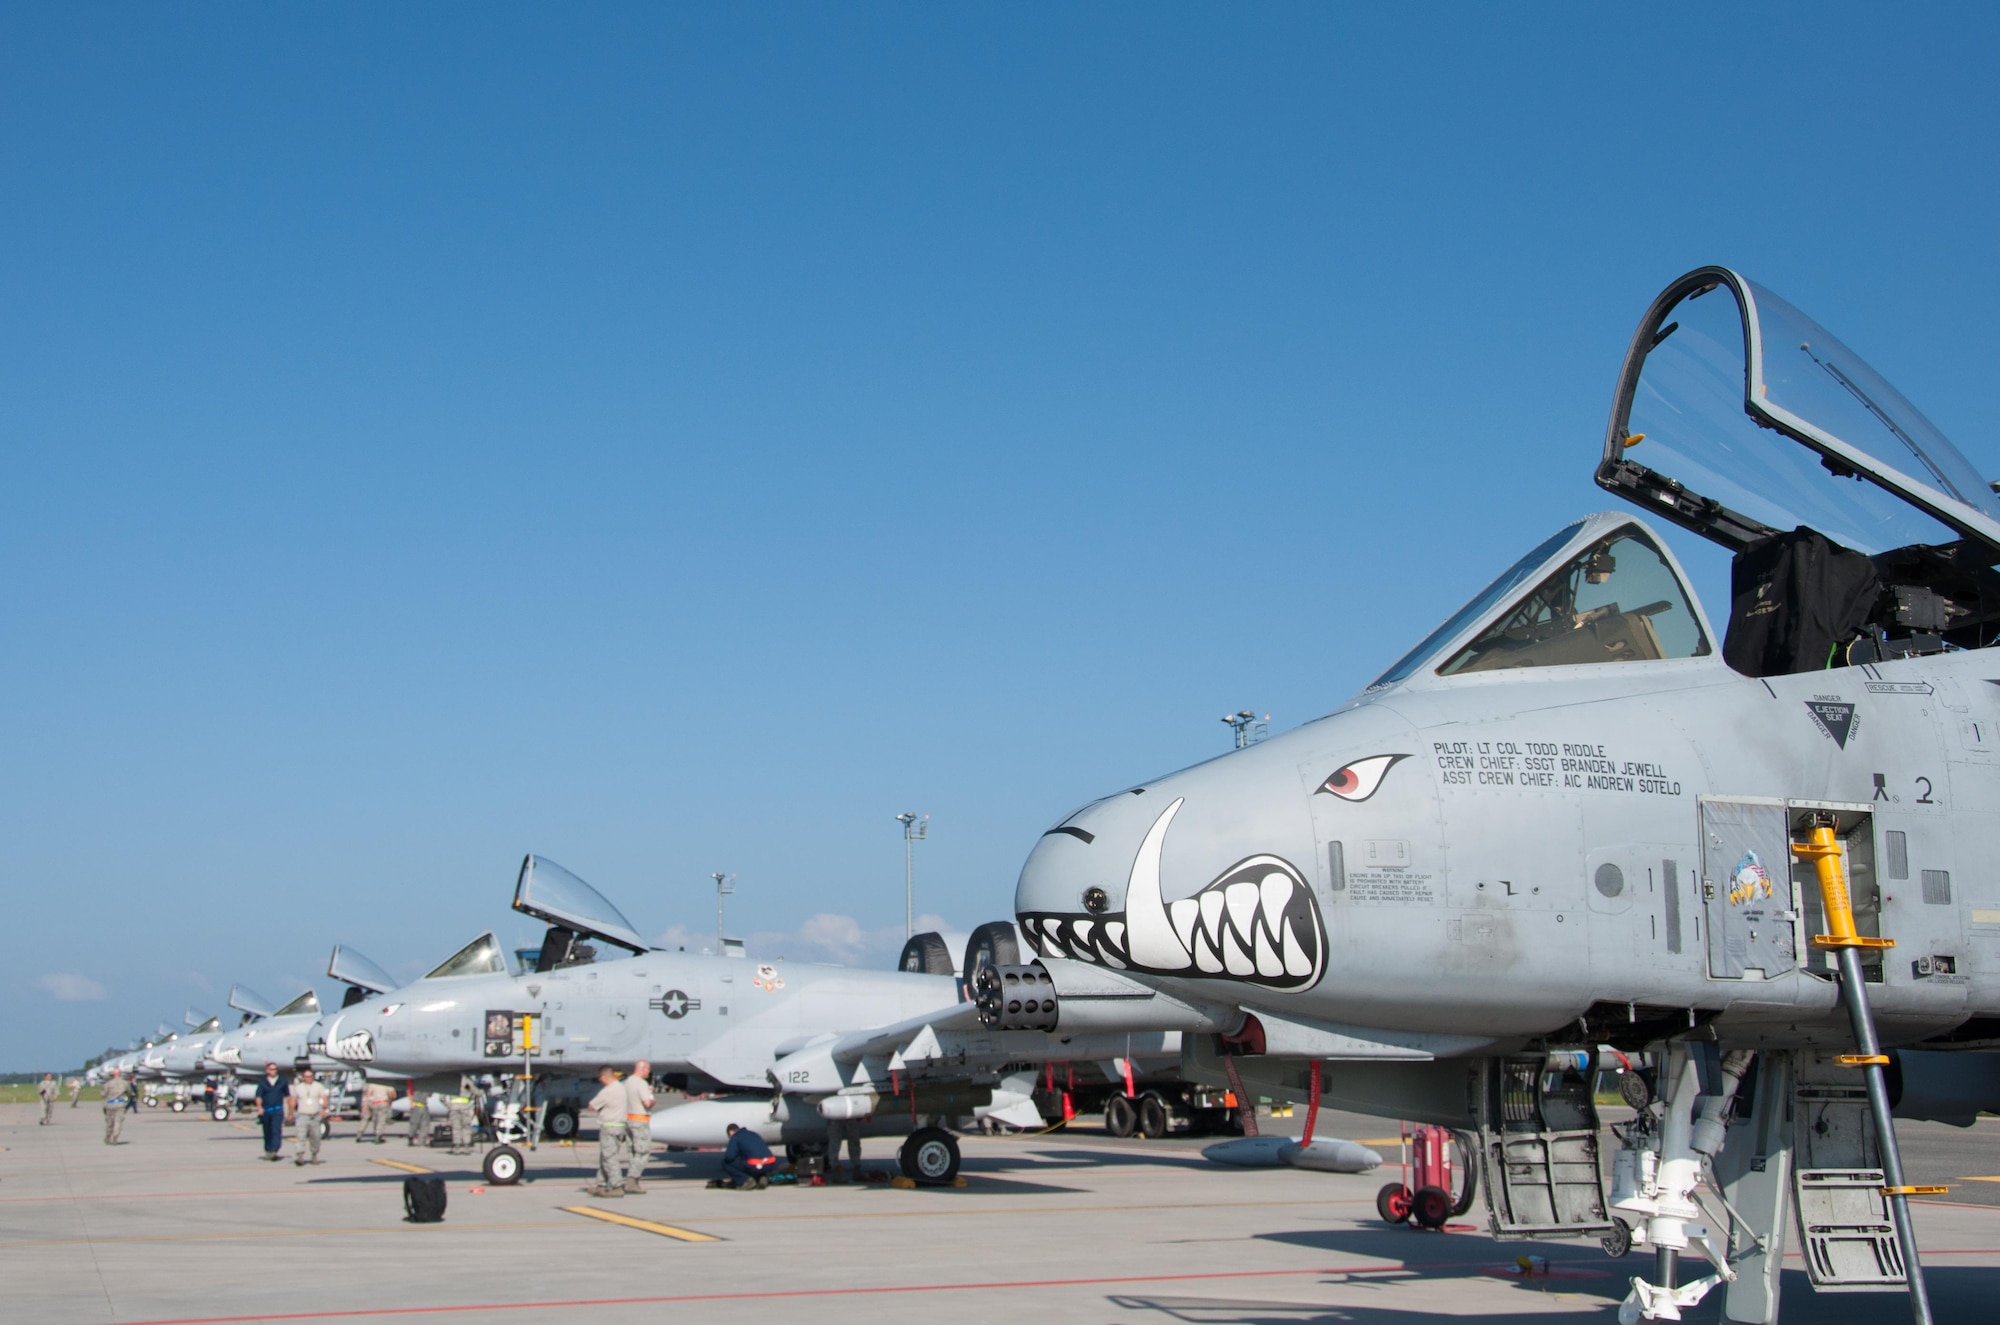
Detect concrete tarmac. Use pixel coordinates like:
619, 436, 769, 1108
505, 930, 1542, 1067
3, 1102, 1997, 1324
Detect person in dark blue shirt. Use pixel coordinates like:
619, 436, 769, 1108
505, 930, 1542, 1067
253, 1062, 289, 1161
715, 1122, 776, 1189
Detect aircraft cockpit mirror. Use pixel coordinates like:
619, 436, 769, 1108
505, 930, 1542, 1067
327, 944, 398, 995
273, 989, 321, 1017
1600, 267, 1994, 558
227, 983, 274, 1019
423, 932, 509, 980
511, 854, 651, 956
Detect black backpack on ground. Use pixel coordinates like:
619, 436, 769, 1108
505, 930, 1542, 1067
404, 1175, 446, 1223
1723, 526, 1881, 677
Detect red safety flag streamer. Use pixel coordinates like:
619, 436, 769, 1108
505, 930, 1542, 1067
1222, 1054, 1258, 1138
1300, 1060, 1322, 1147
1120, 1058, 1136, 1100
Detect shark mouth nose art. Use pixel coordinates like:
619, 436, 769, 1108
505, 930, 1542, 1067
1020, 797, 1325, 990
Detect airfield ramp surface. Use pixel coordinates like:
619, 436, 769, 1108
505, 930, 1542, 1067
3, 1102, 1997, 1323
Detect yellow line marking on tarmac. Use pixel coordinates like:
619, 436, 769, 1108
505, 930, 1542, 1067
1957, 1176, 2000, 1183
229, 1123, 256, 1133
0, 1222, 573, 1250
562, 1206, 721, 1242
370, 1157, 436, 1174
1354, 1139, 1403, 1147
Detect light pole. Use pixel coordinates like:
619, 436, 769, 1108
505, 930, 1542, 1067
1222, 710, 1270, 749
895, 812, 929, 939
712, 872, 736, 949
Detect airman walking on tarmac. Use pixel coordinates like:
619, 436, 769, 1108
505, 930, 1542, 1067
101, 1069, 130, 1144
289, 1067, 329, 1165
37, 1073, 58, 1124
68, 1076, 82, 1107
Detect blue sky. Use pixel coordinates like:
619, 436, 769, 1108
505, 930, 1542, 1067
4, 7, 1996, 1068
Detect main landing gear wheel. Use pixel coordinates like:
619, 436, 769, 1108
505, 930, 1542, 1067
1450, 1130, 1480, 1217
1412, 1185, 1452, 1229
482, 1144, 523, 1185
544, 1106, 578, 1140
1377, 1182, 1413, 1224
1136, 1093, 1169, 1139
898, 1126, 961, 1185
212, 1106, 231, 1122
1104, 1094, 1136, 1138
170, 1099, 186, 1113
144, 1096, 159, 1108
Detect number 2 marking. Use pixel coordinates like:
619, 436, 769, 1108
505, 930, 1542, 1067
1915, 776, 1935, 804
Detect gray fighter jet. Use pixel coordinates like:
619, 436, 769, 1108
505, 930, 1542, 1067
996, 267, 2000, 1325
321, 856, 1251, 1185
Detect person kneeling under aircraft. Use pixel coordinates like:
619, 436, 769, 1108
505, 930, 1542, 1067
710, 1122, 776, 1190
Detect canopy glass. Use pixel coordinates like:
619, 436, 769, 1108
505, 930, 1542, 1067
513, 854, 650, 954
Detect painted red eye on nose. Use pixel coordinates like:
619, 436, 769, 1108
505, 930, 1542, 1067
1317, 753, 1409, 802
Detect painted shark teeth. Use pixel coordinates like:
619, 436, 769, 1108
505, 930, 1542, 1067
1018, 798, 1325, 991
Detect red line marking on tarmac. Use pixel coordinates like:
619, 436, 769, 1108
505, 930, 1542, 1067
0, 1189, 323, 1204
104, 1265, 1419, 1324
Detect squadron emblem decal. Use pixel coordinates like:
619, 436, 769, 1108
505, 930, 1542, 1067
1018, 797, 1325, 992
753, 963, 785, 992
649, 990, 700, 1020
1316, 753, 1410, 802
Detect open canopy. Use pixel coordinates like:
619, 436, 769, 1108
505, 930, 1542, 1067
273, 989, 321, 1018
227, 984, 274, 1019
327, 944, 398, 994
1601, 266, 2000, 557
511, 854, 650, 955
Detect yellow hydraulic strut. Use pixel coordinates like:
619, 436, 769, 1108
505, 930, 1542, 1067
1793, 822, 1895, 953
1790, 814, 1934, 1325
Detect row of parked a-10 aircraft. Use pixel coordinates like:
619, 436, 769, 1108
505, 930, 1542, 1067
94, 268, 2000, 1325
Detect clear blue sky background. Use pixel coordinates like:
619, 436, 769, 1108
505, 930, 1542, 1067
5, 6, 1996, 1068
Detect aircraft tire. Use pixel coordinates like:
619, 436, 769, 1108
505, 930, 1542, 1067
1104, 1094, 1136, 1138
1136, 1093, 1169, 1139
544, 1106, 578, 1140
1412, 1185, 1452, 1230
170, 1099, 186, 1113
899, 1127, 960, 1185
1376, 1182, 1412, 1224
1450, 1131, 1479, 1216
1601, 1217, 1633, 1259
212, 1106, 231, 1122
482, 1144, 524, 1186
144, 1096, 159, 1109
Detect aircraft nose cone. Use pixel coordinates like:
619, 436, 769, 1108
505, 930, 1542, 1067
1014, 752, 1325, 991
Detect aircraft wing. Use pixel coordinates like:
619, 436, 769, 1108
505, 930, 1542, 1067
818, 1001, 983, 1065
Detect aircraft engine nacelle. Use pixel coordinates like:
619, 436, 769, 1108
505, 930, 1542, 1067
975, 958, 1242, 1035
1889, 1050, 2000, 1128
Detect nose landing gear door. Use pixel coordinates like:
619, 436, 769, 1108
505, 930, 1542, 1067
1699, 797, 1800, 981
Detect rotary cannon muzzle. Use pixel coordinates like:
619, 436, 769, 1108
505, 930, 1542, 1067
974, 962, 1059, 1031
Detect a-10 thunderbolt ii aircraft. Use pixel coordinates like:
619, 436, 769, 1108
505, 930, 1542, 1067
200, 948, 403, 1115
320, 856, 1236, 1185
992, 267, 2000, 1325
